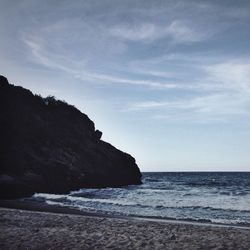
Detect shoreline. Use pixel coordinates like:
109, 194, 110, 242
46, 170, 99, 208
0, 199, 250, 230
1, 204, 250, 249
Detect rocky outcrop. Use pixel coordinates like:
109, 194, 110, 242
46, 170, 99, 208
0, 75, 142, 198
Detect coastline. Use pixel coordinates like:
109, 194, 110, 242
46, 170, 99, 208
1, 199, 250, 230
1, 200, 250, 249
0, 199, 125, 219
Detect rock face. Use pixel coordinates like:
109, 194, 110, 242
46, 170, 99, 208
0, 76, 142, 198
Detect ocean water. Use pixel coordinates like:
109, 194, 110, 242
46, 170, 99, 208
27, 172, 250, 226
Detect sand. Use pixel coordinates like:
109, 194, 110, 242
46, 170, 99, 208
0, 207, 250, 250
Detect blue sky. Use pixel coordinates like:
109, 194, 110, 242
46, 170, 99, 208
1, 0, 250, 171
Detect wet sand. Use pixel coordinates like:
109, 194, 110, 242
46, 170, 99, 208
0, 203, 250, 250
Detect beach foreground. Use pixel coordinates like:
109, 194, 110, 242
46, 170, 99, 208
0, 207, 250, 250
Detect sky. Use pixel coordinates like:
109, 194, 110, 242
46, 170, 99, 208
1, 0, 250, 171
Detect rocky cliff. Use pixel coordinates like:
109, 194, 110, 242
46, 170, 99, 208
0, 75, 142, 198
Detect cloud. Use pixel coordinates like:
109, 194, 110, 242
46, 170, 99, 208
24, 30, 250, 95
127, 92, 250, 123
126, 101, 172, 111
204, 61, 250, 92
110, 23, 157, 42
110, 20, 210, 44
23, 34, 208, 90
167, 20, 211, 43
23, 37, 80, 74
16, 0, 250, 125
125, 56, 250, 123
129, 51, 250, 91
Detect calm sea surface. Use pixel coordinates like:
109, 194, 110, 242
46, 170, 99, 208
27, 172, 250, 226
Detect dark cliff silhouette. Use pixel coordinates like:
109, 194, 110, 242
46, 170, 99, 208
0, 75, 142, 198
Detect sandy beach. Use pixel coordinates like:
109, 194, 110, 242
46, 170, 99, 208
1, 205, 250, 250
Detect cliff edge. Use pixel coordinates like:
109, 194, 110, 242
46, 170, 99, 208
0, 76, 142, 198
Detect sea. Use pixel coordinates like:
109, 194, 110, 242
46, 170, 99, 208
26, 172, 250, 226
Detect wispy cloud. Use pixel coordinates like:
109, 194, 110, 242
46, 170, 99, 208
129, 52, 250, 92
110, 20, 210, 44
24, 37, 82, 75
127, 92, 250, 123
125, 56, 250, 123
23, 35, 210, 91
18, 0, 250, 126
204, 61, 250, 92
166, 20, 211, 43
110, 23, 158, 42
23, 30, 250, 126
